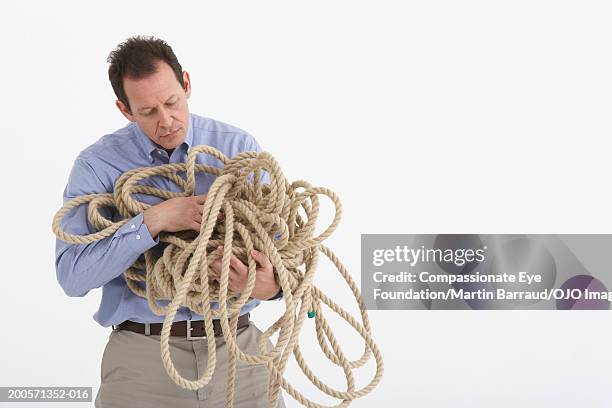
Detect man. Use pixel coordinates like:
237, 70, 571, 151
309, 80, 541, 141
55, 35, 285, 407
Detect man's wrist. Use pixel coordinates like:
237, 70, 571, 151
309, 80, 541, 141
143, 208, 162, 239
267, 287, 283, 300
266, 268, 282, 300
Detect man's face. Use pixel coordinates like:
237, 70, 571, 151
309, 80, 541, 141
116, 60, 191, 150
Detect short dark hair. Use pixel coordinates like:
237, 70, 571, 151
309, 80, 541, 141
107, 35, 185, 112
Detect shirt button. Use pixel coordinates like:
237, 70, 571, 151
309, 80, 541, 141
131, 224, 136, 229
136, 234, 141, 240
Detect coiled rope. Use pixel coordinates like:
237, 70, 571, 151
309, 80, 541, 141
52, 146, 383, 407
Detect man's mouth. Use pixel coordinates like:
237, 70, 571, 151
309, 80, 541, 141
160, 128, 180, 138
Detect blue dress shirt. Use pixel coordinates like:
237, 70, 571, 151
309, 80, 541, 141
55, 113, 274, 327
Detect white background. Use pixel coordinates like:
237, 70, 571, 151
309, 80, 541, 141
1, 1, 612, 407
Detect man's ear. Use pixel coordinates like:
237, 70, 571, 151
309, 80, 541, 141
183, 70, 191, 99
115, 100, 134, 122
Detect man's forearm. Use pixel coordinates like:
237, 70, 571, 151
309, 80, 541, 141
55, 212, 159, 297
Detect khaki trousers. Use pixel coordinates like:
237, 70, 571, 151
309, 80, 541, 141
95, 322, 286, 408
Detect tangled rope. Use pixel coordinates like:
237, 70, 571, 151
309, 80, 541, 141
52, 146, 383, 407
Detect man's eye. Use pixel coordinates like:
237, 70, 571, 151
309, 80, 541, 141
166, 101, 177, 107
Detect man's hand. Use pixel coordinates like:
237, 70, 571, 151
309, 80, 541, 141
143, 194, 207, 239
210, 247, 280, 300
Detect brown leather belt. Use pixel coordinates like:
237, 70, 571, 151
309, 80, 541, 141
114, 313, 250, 340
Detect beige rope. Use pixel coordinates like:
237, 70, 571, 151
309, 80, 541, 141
52, 146, 384, 407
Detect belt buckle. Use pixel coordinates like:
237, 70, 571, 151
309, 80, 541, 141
186, 320, 206, 340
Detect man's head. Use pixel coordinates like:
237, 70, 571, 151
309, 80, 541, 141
108, 36, 191, 150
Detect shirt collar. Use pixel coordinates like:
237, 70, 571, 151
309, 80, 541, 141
132, 113, 194, 161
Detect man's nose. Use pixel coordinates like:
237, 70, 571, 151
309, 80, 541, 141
158, 108, 173, 130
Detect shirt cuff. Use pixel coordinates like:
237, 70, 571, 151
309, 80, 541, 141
116, 212, 159, 253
